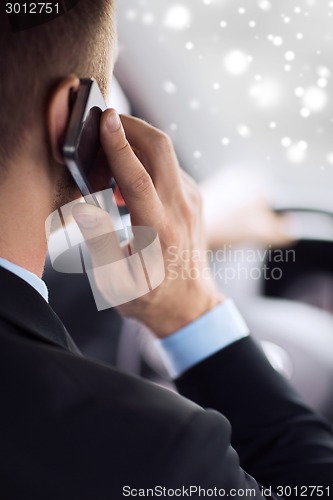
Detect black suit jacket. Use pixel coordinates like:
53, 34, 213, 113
43, 259, 124, 366
43, 261, 174, 387
1, 267, 333, 499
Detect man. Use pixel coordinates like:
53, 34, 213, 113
0, 2, 332, 499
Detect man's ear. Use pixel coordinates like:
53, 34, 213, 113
47, 75, 80, 164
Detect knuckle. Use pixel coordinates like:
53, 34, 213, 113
88, 233, 115, 259
129, 172, 153, 196
180, 201, 194, 223
150, 130, 173, 154
114, 137, 131, 155
161, 221, 180, 246
182, 182, 202, 213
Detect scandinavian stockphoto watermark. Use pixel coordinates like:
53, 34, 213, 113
166, 245, 296, 284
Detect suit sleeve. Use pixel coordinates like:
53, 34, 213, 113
159, 406, 274, 498
175, 336, 333, 493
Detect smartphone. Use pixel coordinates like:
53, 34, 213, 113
62, 78, 107, 206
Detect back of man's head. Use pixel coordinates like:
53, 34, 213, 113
0, 1, 115, 170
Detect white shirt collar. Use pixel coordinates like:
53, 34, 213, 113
0, 257, 49, 302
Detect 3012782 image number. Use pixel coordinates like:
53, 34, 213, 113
5, 3, 59, 15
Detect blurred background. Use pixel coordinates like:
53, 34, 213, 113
115, 0, 333, 209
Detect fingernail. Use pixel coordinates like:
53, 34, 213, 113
107, 110, 121, 133
74, 214, 97, 228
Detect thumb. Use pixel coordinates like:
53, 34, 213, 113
100, 109, 162, 227
72, 202, 124, 269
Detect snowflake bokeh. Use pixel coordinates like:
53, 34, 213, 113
115, 0, 333, 204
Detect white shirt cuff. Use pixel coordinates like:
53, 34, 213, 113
155, 300, 249, 378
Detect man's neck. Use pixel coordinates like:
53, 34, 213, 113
0, 239, 47, 278
0, 158, 53, 278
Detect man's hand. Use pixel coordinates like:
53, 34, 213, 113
200, 168, 295, 250
72, 109, 222, 338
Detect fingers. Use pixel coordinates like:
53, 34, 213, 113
100, 109, 164, 228
72, 202, 153, 308
72, 202, 124, 269
119, 114, 182, 197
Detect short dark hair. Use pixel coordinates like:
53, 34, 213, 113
0, 0, 115, 169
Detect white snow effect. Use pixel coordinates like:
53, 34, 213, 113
189, 99, 201, 110
141, 12, 155, 25
237, 124, 251, 137
125, 9, 138, 21
163, 81, 177, 95
294, 87, 305, 97
302, 87, 328, 112
224, 50, 251, 76
326, 153, 333, 165
258, 0, 272, 12
287, 144, 307, 163
164, 5, 192, 30
286, 146, 304, 163
300, 108, 311, 118
286, 142, 308, 164
317, 66, 331, 78
272, 36, 283, 47
249, 79, 281, 108
281, 137, 292, 148
285, 51, 295, 61
317, 78, 328, 88
122, 0, 333, 177
298, 141, 308, 151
